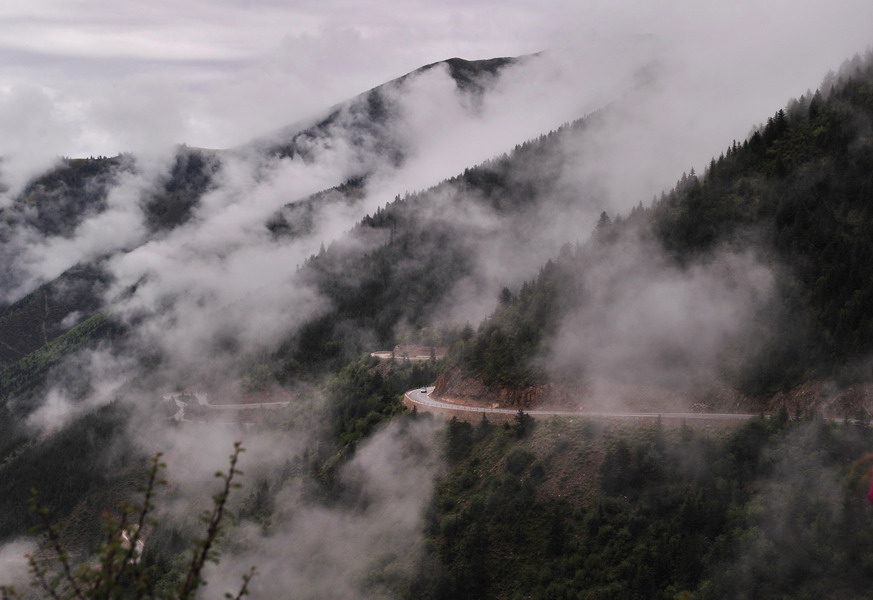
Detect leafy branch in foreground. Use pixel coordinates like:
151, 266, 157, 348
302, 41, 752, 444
0, 442, 254, 600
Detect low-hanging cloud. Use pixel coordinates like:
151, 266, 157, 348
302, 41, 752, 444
199, 417, 444, 600
0, 149, 186, 306
0, 539, 36, 592
89, 57, 622, 388
25, 346, 139, 433
7, 35, 856, 422
3, 5, 873, 592
0, 85, 73, 207
546, 234, 775, 407
2, 0, 871, 159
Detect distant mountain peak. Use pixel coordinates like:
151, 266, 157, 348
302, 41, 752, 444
249, 55, 524, 157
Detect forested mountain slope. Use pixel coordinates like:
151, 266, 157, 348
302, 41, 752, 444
0, 56, 523, 402
273, 115, 611, 378
410, 411, 873, 600
0, 53, 590, 557
2, 45, 873, 600
0, 56, 517, 305
255, 56, 517, 162
445, 52, 873, 403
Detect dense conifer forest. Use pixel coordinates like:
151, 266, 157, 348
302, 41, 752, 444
2, 49, 873, 599
410, 413, 873, 600
451, 55, 873, 395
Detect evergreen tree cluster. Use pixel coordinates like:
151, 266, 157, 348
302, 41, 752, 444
411, 414, 873, 600
272, 116, 595, 379
454, 52, 873, 394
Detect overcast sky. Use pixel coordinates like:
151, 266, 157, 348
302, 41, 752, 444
0, 0, 871, 158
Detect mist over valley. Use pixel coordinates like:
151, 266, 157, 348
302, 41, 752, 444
2, 3, 873, 598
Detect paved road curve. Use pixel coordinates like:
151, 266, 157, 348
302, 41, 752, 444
161, 392, 290, 423
406, 387, 760, 422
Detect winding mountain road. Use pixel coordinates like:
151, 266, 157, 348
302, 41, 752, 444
161, 392, 290, 423
405, 386, 760, 423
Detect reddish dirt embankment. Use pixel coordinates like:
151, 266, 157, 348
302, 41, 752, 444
434, 367, 873, 418
433, 368, 573, 410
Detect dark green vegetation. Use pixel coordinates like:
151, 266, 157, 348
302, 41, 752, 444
0, 350, 435, 555
1, 313, 122, 414
0, 264, 110, 370
0, 56, 528, 393
1, 147, 219, 241
410, 415, 873, 600
0, 402, 136, 546
3, 49, 873, 600
263, 58, 517, 241
142, 148, 221, 231
267, 176, 367, 239
416, 56, 518, 93
1, 445, 255, 600
452, 54, 873, 394
327, 354, 440, 456
276, 118, 592, 378
264, 56, 516, 163
7, 156, 121, 237
0, 294, 132, 489
0, 56, 537, 573
451, 254, 573, 388
654, 63, 873, 391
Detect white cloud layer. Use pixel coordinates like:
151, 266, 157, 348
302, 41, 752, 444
1, 2, 872, 592
0, 0, 869, 160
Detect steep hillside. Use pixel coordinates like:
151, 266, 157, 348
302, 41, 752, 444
3, 45, 873, 600
0, 54, 570, 559
0, 55, 522, 398
444, 52, 873, 406
273, 116, 609, 377
253, 56, 518, 162
3, 156, 122, 238
409, 413, 873, 600
0, 264, 109, 371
